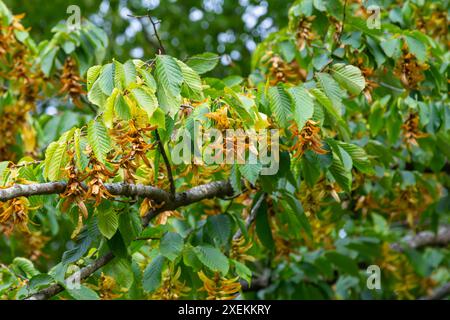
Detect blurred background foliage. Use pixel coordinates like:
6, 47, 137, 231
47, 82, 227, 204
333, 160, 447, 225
5, 0, 292, 76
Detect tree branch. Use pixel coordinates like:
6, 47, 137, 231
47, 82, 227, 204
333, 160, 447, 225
25, 252, 115, 300
419, 282, 450, 300
233, 193, 266, 241
391, 225, 450, 252
142, 180, 234, 227
23, 179, 234, 300
0, 182, 171, 203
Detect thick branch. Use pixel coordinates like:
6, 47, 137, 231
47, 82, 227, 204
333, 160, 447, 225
420, 282, 450, 300
25, 180, 234, 300
0, 182, 171, 203
25, 252, 115, 300
142, 180, 234, 226
391, 225, 450, 252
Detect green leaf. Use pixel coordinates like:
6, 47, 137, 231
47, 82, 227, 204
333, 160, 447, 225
62, 228, 92, 265
12, 257, 40, 278
310, 88, 342, 122
186, 52, 219, 74
66, 285, 100, 300
87, 120, 111, 163
206, 215, 231, 246
87, 78, 106, 107
268, 84, 292, 128
87, 65, 102, 91
155, 55, 183, 96
325, 251, 360, 277
176, 59, 204, 100
194, 246, 229, 275
131, 87, 158, 119
239, 163, 262, 185
96, 203, 119, 240
123, 60, 137, 87
233, 260, 252, 284
183, 246, 203, 270
288, 85, 314, 129
40, 46, 58, 76
315, 73, 344, 114
103, 88, 120, 128
97, 63, 114, 95
405, 35, 426, 63
336, 142, 374, 174
229, 165, 242, 194
328, 155, 352, 193
113, 60, 125, 90
103, 258, 134, 289
159, 232, 183, 261
380, 38, 401, 58
255, 196, 274, 251
0, 161, 9, 186
330, 64, 365, 95
143, 255, 165, 292
114, 94, 131, 120
44, 129, 74, 181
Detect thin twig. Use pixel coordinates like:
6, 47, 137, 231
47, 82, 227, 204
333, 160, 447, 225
233, 193, 266, 241
154, 129, 175, 198
336, 0, 348, 45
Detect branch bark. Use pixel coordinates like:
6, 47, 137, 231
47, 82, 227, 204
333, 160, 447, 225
420, 282, 450, 300
25, 252, 115, 300
0, 182, 172, 203
23, 179, 234, 300
391, 225, 450, 252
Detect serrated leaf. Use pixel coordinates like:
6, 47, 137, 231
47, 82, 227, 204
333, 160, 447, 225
230, 164, 242, 194
143, 255, 165, 292
87, 65, 102, 91
337, 141, 374, 174
159, 232, 183, 261
44, 129, 74, 181
255, 197, 274, 251
268, 84, 291, 128
87, 78, 106, 107
87, 120, 111, 163
206, 215, 231, 246
98, 63, 114, 95
176, 58, 204, 100
315, 72, 344, 114
239, 163, 262, 185
66, 285, 100, 300
288, 85, 314, 129
233, 260, 252, 284
123, 60, 137, 87
62, 228, 92, 265
113, 60, 125, 90
155, 55, 183, 96
330, 63, 365, 95
194, 246, 229, 275
186, 52, 219, 74
103, 88, 120, 128
96, 204, 118, 239
329, 155, 352, 193
12, 257, 40, 278
310, 88, 342, 121
114, 94, 131, 120
131, 87, 158, 119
